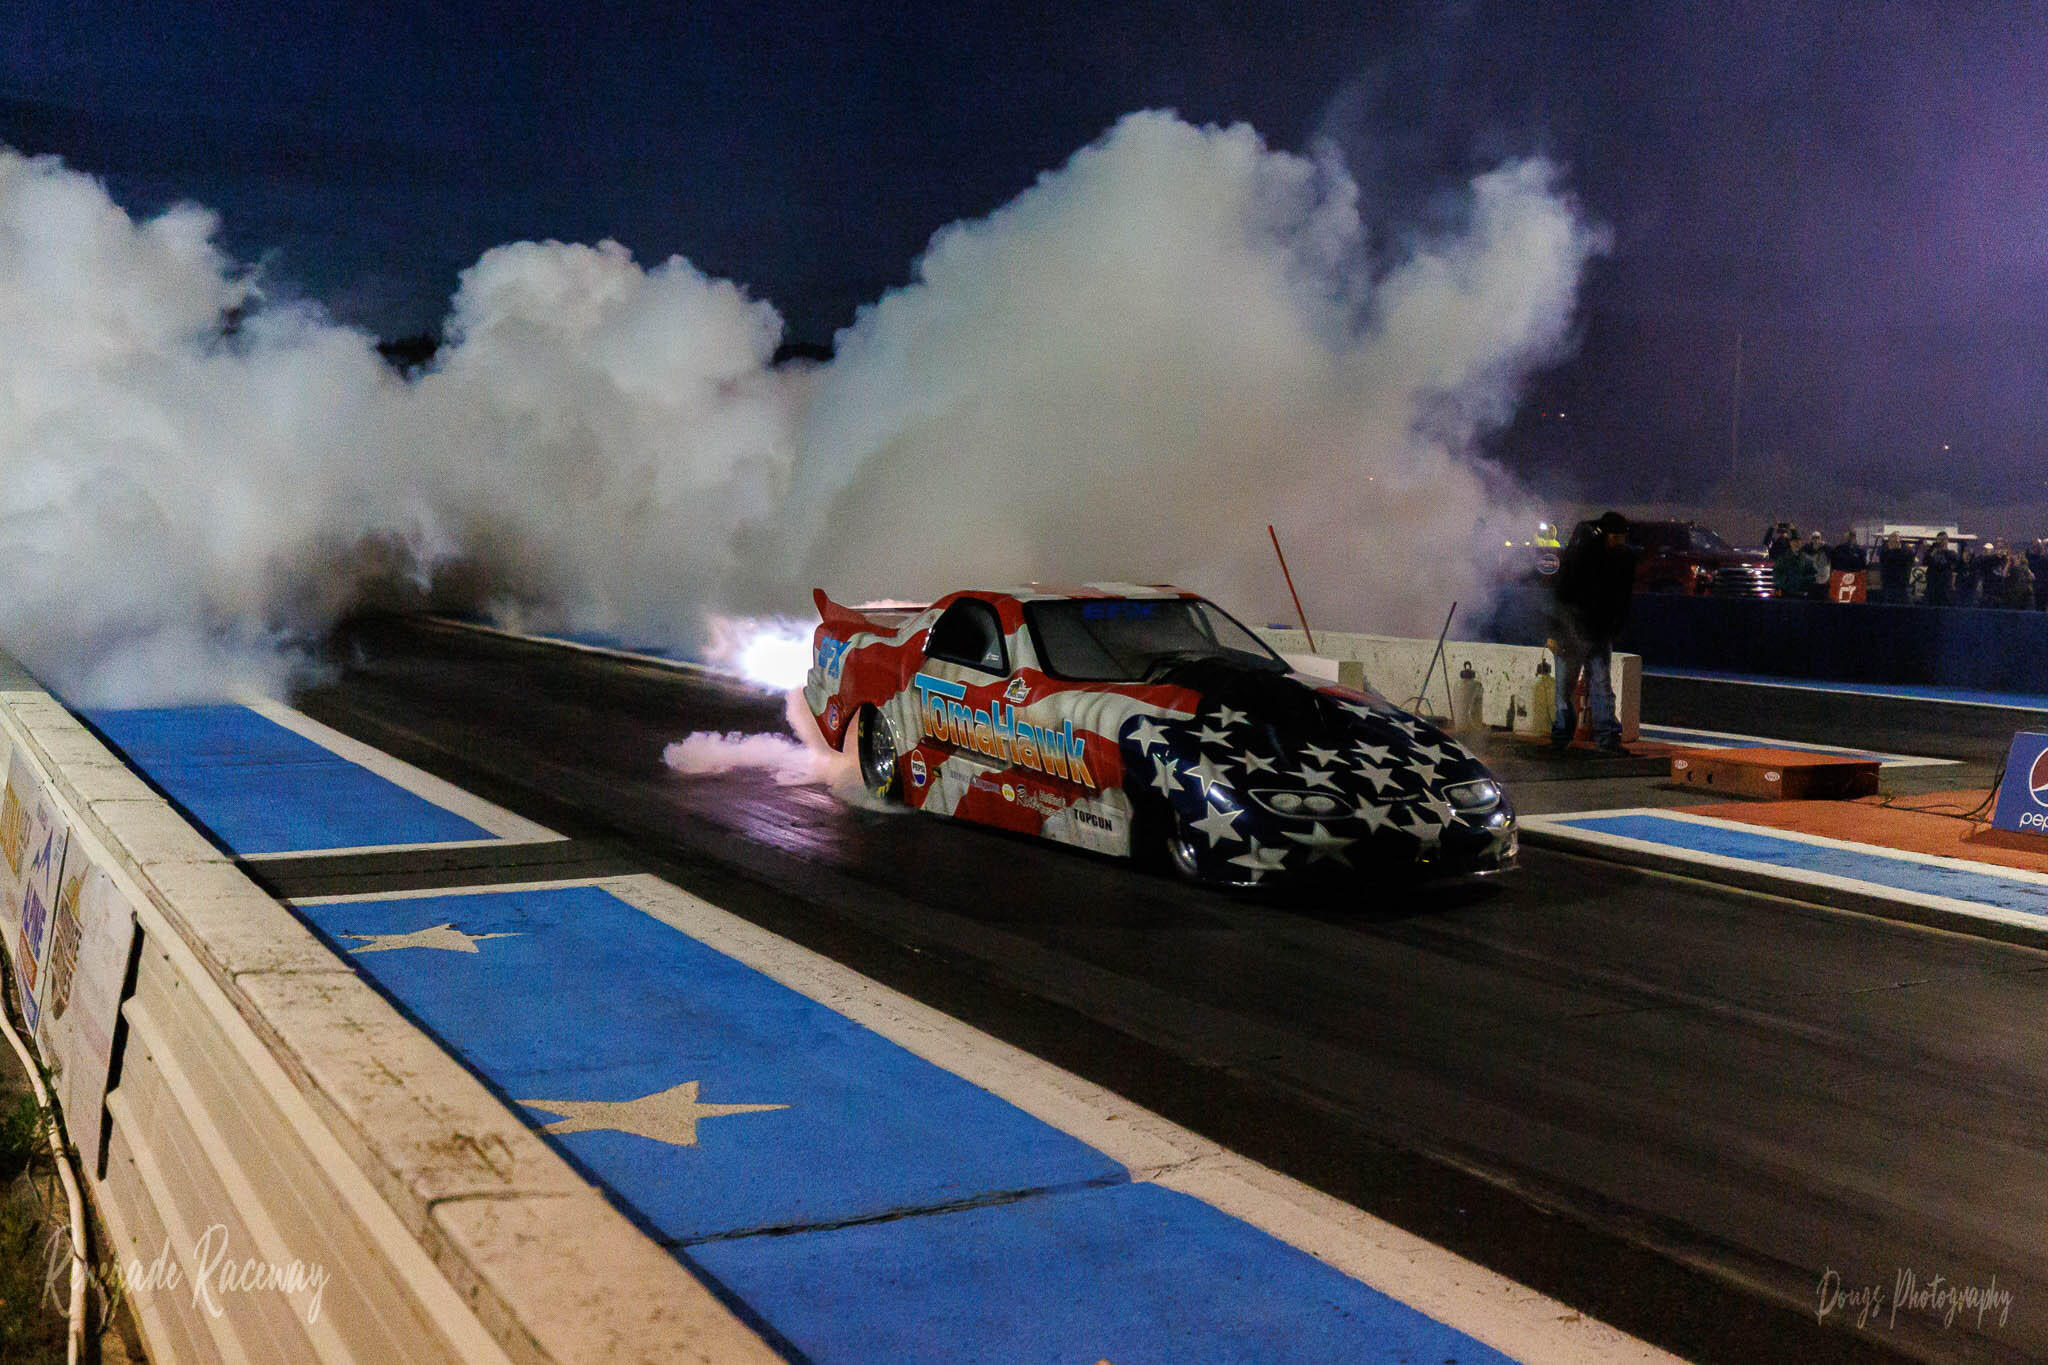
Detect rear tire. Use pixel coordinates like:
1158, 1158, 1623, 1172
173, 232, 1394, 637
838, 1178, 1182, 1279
856, 706, 903, 803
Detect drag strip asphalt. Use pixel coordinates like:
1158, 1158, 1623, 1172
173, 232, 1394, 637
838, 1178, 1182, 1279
286, 617, 2048, 1364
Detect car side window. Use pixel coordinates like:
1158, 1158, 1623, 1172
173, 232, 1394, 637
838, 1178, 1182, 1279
925, 599, 1009, 675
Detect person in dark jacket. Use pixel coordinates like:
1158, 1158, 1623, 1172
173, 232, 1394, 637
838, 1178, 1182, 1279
1969, 540, 2004, 607
1549, 510, 1637, 753
1828, 530, 1868, 573
2028, 539, 2048, 610
1924, 533, 1961, 607
2003, 550, 2035, 610
1876, 533, 1916, 605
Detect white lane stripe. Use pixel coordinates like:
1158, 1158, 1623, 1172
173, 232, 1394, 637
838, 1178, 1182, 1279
243, 698, 563, 845
1647, 670, 2048, 713
297, 872, 1676, 1364
1524, 810, 2048, 936
1636, 725, 1957, 768
428, 617, 743, 682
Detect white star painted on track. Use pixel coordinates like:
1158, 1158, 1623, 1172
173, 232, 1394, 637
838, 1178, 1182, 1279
341, 923, 521, 954
1350, 742, 1395, 767
1212, 705, 1247, 728
1190, 804, 1243, 846
1301, 743, 1344, 767
1195, 725, 1233, 747
1295, 766, 1339, 790
1150, 754, 1182, 798
1185, 754, 1231, 795
1282, 822, 1355, 866
1128, 717, 1172, 752
1237, 751, 1278, 775
519, 1080, 787, 1147
1227, 840, 1290, 876
1354, 764, 1401, 796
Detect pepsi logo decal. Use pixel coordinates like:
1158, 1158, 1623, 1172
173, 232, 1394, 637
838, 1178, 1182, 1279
825, 700, 840, 729
908, 754, 928, 788
2029, 748, 2048, 807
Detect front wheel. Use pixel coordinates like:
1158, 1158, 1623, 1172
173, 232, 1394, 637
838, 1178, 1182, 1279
856, 706, 904, 802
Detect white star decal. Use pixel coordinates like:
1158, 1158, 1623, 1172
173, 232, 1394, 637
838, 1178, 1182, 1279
1339, 702, 1382, 723
1296, 766, 1339, 790
1184, 753, 1231, 795
1195, 725, 1233, 747
1302, 743, 1343, 767
1355, 764, 1402, 795
341, 923, 521, 954
1282, 822, 1355, 866
1149, 754, 1181, 798
519, 1080, 787, 1147
1128, 717, 1172, 752
1190, 804, 1243, 846
1212, 705, 1247, 728
1227, 840, 1290, 876
1238, 751, 1278, 775
1349, 742, 1395, 767
1409, 741, 1455, 766
1357, 803, 1397, 834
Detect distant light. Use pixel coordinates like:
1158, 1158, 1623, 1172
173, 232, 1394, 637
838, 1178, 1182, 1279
1505, 540, 1514, 547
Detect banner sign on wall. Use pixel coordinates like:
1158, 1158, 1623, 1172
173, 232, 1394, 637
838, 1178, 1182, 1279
34, 842, 137, 1172
2, 744, 70, 1033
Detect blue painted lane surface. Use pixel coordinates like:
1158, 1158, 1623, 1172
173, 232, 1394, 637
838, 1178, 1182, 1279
1559, 814, 2048, 917
305, 884, 1517, 1361
693, 1181, 1514, 1365
297, 886, 1124, 1242
85, 706, 492, 855
1645, 669, 2048, 710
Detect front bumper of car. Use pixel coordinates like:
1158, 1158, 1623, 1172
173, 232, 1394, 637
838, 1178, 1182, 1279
1190, 792, 1518, 887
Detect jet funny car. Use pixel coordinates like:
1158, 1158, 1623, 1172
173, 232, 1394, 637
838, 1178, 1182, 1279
804, 585, 1516, 886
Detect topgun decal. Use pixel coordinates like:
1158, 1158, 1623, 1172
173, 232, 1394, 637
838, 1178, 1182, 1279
911, 673, 1096, 788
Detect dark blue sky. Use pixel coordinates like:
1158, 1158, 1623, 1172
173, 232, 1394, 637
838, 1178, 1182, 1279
6, 1, 2046, 502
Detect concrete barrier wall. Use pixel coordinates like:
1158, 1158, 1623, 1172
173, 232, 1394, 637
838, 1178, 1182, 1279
1483, 584, 2048, 692
0, 658, 775, 1364
1259, 629, 1641, 741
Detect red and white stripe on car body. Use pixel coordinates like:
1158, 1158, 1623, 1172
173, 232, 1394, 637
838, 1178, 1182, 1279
807, 585, 1213, 856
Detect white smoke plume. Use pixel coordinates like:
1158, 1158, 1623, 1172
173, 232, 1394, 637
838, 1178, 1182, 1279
0, 110, 1601, 707
787, 112, 1605, 633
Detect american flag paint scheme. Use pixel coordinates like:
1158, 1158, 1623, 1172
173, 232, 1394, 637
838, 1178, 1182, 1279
805, 585, 1517, 885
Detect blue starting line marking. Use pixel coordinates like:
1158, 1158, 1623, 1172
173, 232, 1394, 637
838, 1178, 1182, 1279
1636, 725, 1954, 768
1646, 669, 2048, 712
296, 880, 1519, 1363
83, 704, 500, 856
1529, 810, 2048, 926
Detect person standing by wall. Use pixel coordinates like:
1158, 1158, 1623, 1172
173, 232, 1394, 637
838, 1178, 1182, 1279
2004, 548, 2035, 609
2028, 539, 2048, 610
1877, 532, 1916, 605
1548, 511, 1638, 755
1924, 532, 1960, 607
1800, 531, 1833, 600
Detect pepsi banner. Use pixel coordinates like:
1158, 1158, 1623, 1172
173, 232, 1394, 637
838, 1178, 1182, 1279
1990, 732, 2048, 836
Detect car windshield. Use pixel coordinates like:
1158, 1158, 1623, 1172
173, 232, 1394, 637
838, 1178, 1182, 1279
1689, 527, 1729, 552
1024, 598, 1288, 681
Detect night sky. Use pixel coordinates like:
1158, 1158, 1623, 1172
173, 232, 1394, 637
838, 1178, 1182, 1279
5, 0, 2046, 504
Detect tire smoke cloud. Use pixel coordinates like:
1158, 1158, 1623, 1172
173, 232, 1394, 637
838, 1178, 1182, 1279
0, 111, 1602, 706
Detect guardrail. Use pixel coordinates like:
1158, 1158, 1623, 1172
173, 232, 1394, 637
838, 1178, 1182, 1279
0, 653, 775, 1364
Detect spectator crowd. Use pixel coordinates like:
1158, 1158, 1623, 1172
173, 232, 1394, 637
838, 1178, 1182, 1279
1760, 522, 2048, 609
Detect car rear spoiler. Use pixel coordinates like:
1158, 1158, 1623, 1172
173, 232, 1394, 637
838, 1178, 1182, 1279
813, 588, 922, 635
